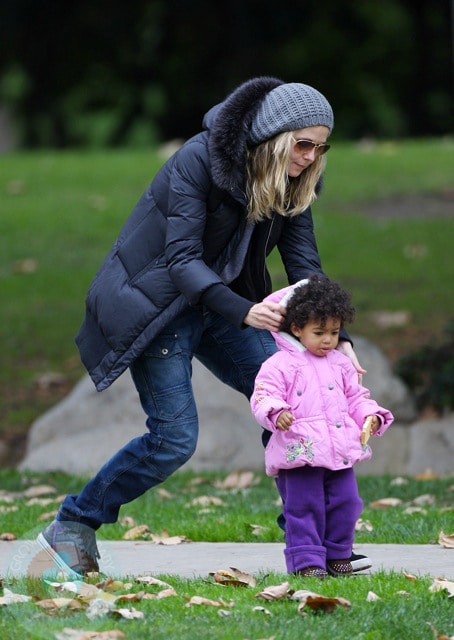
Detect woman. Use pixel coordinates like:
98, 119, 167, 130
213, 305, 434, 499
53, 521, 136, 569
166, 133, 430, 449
38, 77, 366, 575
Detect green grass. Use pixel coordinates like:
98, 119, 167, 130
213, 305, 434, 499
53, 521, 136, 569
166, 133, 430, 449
1, 470, 452, 545
1, 571, 452, 640
0, 139, 453, 451
1, 469, 453, 638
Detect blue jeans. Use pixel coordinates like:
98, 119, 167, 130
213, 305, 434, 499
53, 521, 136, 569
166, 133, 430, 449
58, 306, 277, 529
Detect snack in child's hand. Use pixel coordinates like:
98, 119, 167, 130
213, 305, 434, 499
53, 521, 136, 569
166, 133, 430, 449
360, 416, 374, 446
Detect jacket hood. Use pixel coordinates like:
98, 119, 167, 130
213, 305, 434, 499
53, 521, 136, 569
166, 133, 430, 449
203, 77, 284, 192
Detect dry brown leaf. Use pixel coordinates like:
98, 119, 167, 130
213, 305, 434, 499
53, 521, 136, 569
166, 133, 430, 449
293, 589, 351, 615
396, 590, 411, 597
404, 506, 427, 515
256, 581, 292, 601
253, 605, 273, 615
183, 595, 234, 608
429, 578, 454, 597
214, 470, 259, 490
36, 597, 83, 611
366, 591, 381, 601
55, 629, 126, 640
0, 588, 33, 605
135, 576, 172, 588
23, 484, 57, 498
122, 524, 151, 540
209, 567, 256, 588
390, 476, 409, 486
412, 493, 436, 506
0, 506, 18, 513
12, 258, 38, 274
427, 622, 454, 640
0, 532, 17, 541
414, 469, 439, 480
38, 509, 58, 521
217, 608, 233, 617
355, 518, 374, 532
370, 497, 403, 508
438, 531, 454, 549
112, 606, 144, 619
186, 495, 225, 507
157, 488, 174, 499
149, 530, 191, 545
249, 523, 270, 536
403, 571, 418, 582
119, 516, 137, 528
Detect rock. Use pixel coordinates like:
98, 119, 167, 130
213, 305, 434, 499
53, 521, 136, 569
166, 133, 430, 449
20, 336, 425, 475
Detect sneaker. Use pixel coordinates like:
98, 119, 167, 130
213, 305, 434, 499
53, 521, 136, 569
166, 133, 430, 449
37, 520, 100, 576
327, 559, 353, 576
295, 566, 328, 579
350, 552, 372, 573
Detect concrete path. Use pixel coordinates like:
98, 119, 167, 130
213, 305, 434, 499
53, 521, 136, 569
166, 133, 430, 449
1, 540, 452, 580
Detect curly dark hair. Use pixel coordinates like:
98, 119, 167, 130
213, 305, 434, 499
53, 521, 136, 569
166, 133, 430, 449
280, 275, 356, 333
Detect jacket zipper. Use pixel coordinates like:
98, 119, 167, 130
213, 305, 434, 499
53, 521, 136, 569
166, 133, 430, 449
262, 213, 276, 291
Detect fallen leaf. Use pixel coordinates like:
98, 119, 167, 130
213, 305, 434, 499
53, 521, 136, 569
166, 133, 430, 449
429, 578, 454, 597
0, 532, 17, 541
218, 608, 232, 617
119, 516, 137, 528
183, 595, 234, 608
12, 258, 38, 274
293, 589, 351, 615
112, 607, 144, 620
0, 588, 33, 605
253, 605, 273, 615
209, 567, 256, 588
186, 495, 225, 507
404, 506, 427, 515
23, 484, 57, 498
122, 524, 151, 540
35, 597, 83, 611
0, 506, 18, 513
366, 591, 381, 601
396, 590, 411, 597
438, 531, 454, 549
39, 509, 58, 521
149, 530, 191, 545
403, 571, 418, 582
414, 469, 439, 480
55, 629, 125, 640
427, 622, 454, 640
355, 518, 374, 532
256, 582, 292, 601
248, 523, 270, 536
370, 497, 403, 508
390, 477, 409, 486
214, 470, 259, 490
157, 488, 175, 499
412, 494, 436, 506
135, 576, 172, 588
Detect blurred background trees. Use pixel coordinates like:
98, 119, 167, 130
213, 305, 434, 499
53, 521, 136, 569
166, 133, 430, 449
0, 0, 452, 148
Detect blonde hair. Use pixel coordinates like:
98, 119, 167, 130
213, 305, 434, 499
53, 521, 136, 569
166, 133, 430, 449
245, 131, 326, 223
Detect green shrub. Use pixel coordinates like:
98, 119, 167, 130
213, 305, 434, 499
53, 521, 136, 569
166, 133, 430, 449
394, 322, 454, 414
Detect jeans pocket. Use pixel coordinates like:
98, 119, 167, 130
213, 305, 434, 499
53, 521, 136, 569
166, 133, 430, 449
133, 333, 195, 423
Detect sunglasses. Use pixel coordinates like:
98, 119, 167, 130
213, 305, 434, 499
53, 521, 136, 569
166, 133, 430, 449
293, 138, 331, 156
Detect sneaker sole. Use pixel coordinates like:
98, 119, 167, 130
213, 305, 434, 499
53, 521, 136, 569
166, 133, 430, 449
36, 533, 82, 580
350, 558, 372, 573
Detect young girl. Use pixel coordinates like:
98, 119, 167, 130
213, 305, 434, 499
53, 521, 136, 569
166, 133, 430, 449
251, 276, 394, 578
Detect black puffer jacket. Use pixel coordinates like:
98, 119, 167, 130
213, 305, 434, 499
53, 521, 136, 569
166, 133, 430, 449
76, 77, 325, 391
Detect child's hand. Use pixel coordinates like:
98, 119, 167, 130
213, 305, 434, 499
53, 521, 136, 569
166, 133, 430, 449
369, 415, 380, 435
276, 410, 294, 431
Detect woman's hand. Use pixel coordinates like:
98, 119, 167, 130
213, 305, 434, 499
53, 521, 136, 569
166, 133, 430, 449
244, 302, 286, 332
336, 341, 367, 383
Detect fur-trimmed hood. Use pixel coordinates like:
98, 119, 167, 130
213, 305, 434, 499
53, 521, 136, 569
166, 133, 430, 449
203, 77, 284, 192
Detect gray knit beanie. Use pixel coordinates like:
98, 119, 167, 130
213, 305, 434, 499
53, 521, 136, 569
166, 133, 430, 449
247, 82, 334, 145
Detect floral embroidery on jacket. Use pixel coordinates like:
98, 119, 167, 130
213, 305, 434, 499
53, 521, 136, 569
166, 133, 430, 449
285, 437, 315, 463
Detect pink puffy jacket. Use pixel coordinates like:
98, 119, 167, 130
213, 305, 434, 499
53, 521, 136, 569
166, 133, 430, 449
251, 282, 394, 477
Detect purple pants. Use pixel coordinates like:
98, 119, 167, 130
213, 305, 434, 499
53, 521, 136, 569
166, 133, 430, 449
276, 466, 363, 573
